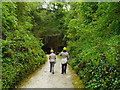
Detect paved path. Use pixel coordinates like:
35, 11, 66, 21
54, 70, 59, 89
21, 55, 74, 88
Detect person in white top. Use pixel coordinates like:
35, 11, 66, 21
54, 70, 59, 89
60, 47, 69, 74
49, 49, 56, 74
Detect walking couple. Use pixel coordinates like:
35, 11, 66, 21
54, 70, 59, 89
49, 47, 69, 74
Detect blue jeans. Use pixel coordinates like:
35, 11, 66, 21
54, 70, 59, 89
50, 62, 55, 73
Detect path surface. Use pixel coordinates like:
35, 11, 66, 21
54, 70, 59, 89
21, 55, 74, 88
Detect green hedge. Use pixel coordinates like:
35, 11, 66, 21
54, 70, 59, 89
68, 36, 120, 89
2, 30, 47, 88
65, 2, 120, 89
2, 2, 47, 88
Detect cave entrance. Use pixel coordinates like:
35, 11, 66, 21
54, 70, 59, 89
42, 35, 66, 55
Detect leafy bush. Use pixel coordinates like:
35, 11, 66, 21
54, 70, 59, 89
2, 2, 47, 88
65, 2, 120, 89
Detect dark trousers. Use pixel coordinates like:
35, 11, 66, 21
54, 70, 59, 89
50, 62, 55, 73
62, 63, 67, 74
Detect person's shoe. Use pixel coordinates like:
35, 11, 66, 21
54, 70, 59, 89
61, 73, 63, 74
52, 72, 54, 74
50, 71, 51, 73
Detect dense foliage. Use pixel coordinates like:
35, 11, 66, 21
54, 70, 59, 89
1, 1, 120, 89
29, 2, 68, 52
2, 2, 46, 88
65, 2, 120, 89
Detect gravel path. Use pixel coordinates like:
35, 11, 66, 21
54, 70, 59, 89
21, 55, 74, 88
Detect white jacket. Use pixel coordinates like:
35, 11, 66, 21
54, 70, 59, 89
49, 53, 56, 62
60, 52, 69, 64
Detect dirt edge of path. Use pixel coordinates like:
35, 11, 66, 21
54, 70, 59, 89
68, 65, 85, 88
18, 60, 47, 88
18, 55, 84, 88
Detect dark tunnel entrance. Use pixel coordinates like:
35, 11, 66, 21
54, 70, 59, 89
41, 35, 66, 55
42, 46, 63, 55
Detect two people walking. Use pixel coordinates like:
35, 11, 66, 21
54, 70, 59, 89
49, 47, 69, 74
